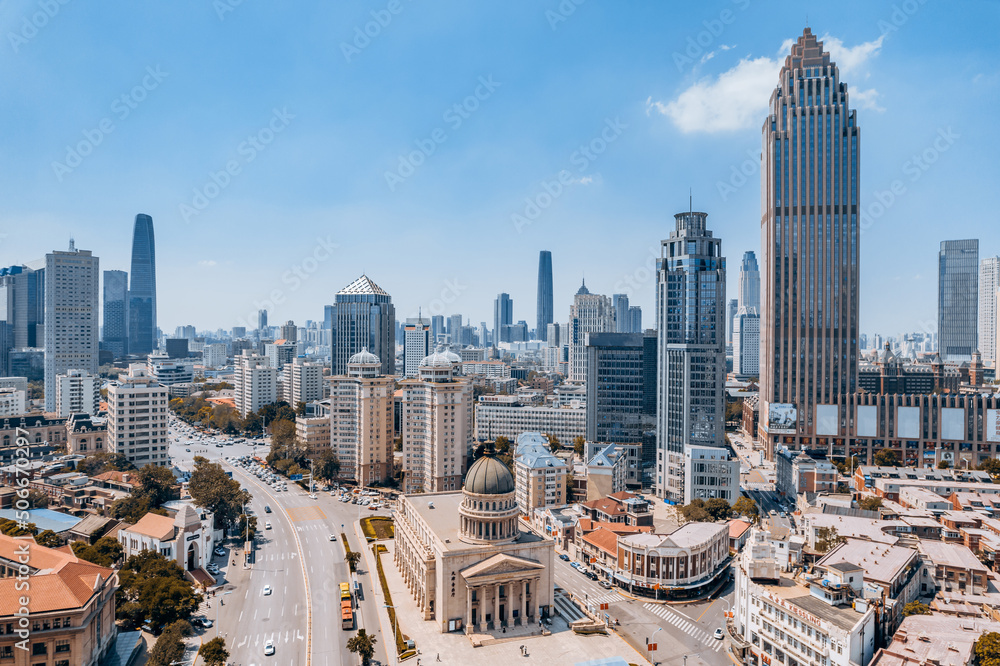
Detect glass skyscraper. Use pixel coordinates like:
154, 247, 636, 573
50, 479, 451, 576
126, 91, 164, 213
938, 239, 979, 361
537, 250, 553, 341
494, 292, 512, 344
760, 29, 860, 450
128, 214, 157, 356
103, 269, 128, 358
333, 275, 395, 376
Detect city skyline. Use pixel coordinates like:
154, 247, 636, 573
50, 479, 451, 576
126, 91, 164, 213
2, 3, 997, 335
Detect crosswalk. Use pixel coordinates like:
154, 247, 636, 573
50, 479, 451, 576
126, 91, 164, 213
235, 629, 305, 649
643, 603, 725, 652
552, 593, 585, 622
587, 591, 623, 607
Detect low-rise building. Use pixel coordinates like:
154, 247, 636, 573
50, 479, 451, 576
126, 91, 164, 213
776, 446, 838, 499
0, 387, 26, 417
683, 444, 739, 504
118, 504, 215, 572
54, 369, 100, 417
65, 413, 106, 456
898, 487, 953, 513
615, 522, 730, 600
295, 415, 331, 455
854, 466, 992, 498
513, 432, 570, 514
872, 615, 1000, 666
584, 441, 642, 492
146, 354, 195, 386
917, 540, 989, 595
579, 491, 653, 527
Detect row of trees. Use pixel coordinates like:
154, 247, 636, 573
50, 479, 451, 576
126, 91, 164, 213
116, 550, 203, 632
170, 396, 298, 436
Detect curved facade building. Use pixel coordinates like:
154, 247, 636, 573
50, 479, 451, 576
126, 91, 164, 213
128, 214, 157, 356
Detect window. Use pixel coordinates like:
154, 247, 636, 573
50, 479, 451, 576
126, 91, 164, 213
55, 640, 70, 653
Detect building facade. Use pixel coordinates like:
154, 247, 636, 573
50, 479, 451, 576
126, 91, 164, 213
656, 210, 727, 501
474, 395, 586, 443
333, 275, 395, 376
939, 239, 979, 362
284, 356, 324, 407
403, 317, 431, 377
980, 256, 999, 366
328, 349, 394, 485
513, 432, 570, 514
759, 29, 860, 454
233, 351, 278, 417
585, 331, 656, 447
54, 369, 100, 417
537, 251, 553, 342
683, 445, 739, 504
102, 269, 128, 359
127, 214, 157, 357
733, 307, 760, 377
494, 293, 513, 344
569, 281, 614, 384
615, 522, 730, 599
107, 364, 169, 467
145, 355, 194, 386
119, 504, 214, 572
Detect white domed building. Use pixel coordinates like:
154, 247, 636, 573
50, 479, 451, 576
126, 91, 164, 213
394, 450, 554, 635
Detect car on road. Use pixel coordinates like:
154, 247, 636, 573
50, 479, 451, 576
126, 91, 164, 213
264, 639, 275, 656
570, 562, 581, 569
559, 554, 570, 561
264, 505, 271, 513
185, 448, 190, 452
309, 494, 317, 499
263, 585, 272, 595
714, 628, 724, 640
330, 534, 337, 541
265, 522, 271, 530
214, 547, 226, 556
585, 571, 598, 581
599, 580, 612, 589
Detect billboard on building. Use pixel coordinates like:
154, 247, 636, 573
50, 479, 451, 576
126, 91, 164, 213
816, 405, 839, 436
768, 403, 797, 435
896, 406, 920, 439
941, 408, 965, 441
987, 409, 1000, 443
856, 406, 878, 437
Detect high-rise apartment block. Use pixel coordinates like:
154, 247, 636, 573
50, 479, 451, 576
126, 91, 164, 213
979, 256, 999, 366
202, 343, 228, 369
403, 317, 431, 377
102, 269, 128, 359
54, 369, 100, 417
280, 320, 298, 343
328, 349, 394, 485
128, 214, 157, 356
759, 30, 860, 452
733, 307, 760, 378
494, 293, 513, 344
938, 239, 979, 362
537, 250, 553, 341
234, 351, 278, 417
265, 340, 296, 370
400, 349, 474, 494
333, 275, 395, 376
569, 281, 614, 384
585, 331, 656, 448
655, 211, 726, 501
107, 363, 170, 467
284, 356, 325, 406
44, 245, 100, 413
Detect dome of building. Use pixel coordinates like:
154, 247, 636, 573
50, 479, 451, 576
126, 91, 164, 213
349, 348, 380, 365
443, 349, 462, 364
464, 453, 515, 495
420, 349, 456, 368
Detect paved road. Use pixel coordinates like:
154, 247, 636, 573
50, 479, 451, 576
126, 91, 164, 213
549, 553, 734, 666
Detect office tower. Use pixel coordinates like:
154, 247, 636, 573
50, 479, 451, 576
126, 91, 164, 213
979, 257, 1000, 366
727, 299, 738, 346
733, 307, 760, 377
0, 264, 44, 374
506, 320, 529, 343
494, 293, 513, 344
265, 340, 296, 370
655, 210, 726, 501
403, 317, 431, 377
280, 320, 297, 343
164, 338, 189, 359
431, 315, 445, 344
234, 351, 278, 417
448, 314, 463, 343
232, 326, 246, 338
44, 244, 100, 412
738, 251, 761, 311
760, 29, 860, 451
333, 275, 395, 376
537, 250, 553, 341
329, 349, 394, 485
546, 322, 562, 347
627, 306, 642, 334
938, 239, 979, 361
585, 332, 656, 446
127, 214, 157, 356
102, 270, 128, 359
203, 343, 228, 369
323, 304, 334, 331
479, 322, 489, 348
400, 349, 474, 494
107, 364, 169, 466
258, 309, 268, 332
54, 369, 100, 417
284, 356, 324, 406
613, 294, 630, 333
568, 280, 614, 383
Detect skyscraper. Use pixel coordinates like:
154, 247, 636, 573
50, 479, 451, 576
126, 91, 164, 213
613, 294, 630, 333
938, 239, 979, 361
333, 275, 395, 376
403, 317, 430, 377
127, 214, 157, 356
979, 257, 999, 366
448, 314, 463, 344
279, 320, 297, 343
760, 29, 860, 451
727, 299, 738, 346
569, 280, 615, 383
585, 331, 657, 448
537, 250, 553, 341
44, 243, 100, 412
494, 293, 513, 344
431, 315, 445, 345
656, 211, 726, 501
102, 270, 128, 359
738, 251, 760, 311
0, 264, 44, 374
627, 306, 642, 334
258, 309, 268, 332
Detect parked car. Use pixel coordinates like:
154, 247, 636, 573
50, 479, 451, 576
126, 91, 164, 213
329, 534, 337, 541
559, 554, 570, 561
599, 580, 612, 589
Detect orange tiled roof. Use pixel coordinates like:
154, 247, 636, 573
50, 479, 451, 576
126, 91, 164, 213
729, 519, 753, 539
581, 497, 626, 515
582, 527, 620, 556
92, 470, 132, 485
207, 397, 236, 408
128, 513, 176, 541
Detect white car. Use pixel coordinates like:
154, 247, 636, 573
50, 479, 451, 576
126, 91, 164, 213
714, 628, 724, 640
263, 585, 272, 595
264, 639, 275, 655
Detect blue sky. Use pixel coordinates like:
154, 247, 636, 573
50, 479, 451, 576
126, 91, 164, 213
1, 1, 998, 338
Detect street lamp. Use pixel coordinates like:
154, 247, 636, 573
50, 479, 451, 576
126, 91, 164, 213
383, 603, 397, 666
647, 626, 663, 666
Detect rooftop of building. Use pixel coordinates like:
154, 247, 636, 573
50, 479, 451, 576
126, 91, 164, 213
0, 508, 83, 534
127, 512, 177, 541
582, 526, 621, 556
918, 540, 988, 572
817, 538, 917, 585
337, 274, 389, 297
729, 519, 753, 539
619, 522, 727, 550
403, 492, 545, 553
872, 615, 1000, 666
756, 574, 869, 633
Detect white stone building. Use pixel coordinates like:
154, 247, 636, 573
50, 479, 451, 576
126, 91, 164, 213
107, 363, 169, 467
683, 444, 739, 504
119, 504, 215, 571
474, 395, 586, 443
0, 387, 26, 417
202, 342, 228, 369
283, 356, 325, 407
54, 369, 100, 417
328, 349, 394, 485
234, 351, 278, 417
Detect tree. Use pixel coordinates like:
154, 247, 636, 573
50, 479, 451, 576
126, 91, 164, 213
76, 451, 134, 477
733, 496, 759, 522
116, 551, 202, 631
978, 458, 1000, 478
238, 514, 257, 542
975, 632, 1000, 666
833, 456, 860, 476
198, 637, 230, 666
704, 498, 733, 521
815, 526, 846, 553
347, 628, 377, 666
71, 535, 124, 567
725, 400, 744, 423
346, 550, 362, 572
313, 449, 342, 483
147, 622, 186, 664
873, 449, 900, 467
295, 401, 307, 416
189, 458, 251, 534
135, 464, 179, 508
110, 493, 168, 524
678, 500, 710, 523
858, 496, 883, 511
937, 459, 951, 469
573, 436, 586, 456
0, 518, 37, 536
902, 601, 931, 617
271, 419, 298, 448
27, 489, 50, 509
494, 435, 511, 455
34, 530, 62, 548
547, 434, 561, 453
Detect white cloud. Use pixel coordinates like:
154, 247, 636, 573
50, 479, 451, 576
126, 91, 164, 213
651, 33, 885, 133
198, 259, 217, 267
577, 176, 594, 185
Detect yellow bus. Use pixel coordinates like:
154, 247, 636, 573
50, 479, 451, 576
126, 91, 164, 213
339, 582, 351, 602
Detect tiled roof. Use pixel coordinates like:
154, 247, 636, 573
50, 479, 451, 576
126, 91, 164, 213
93, 470, 132, 485
582, 527, 620, 556
729, 519, 752, 539
127, 512, 176, 541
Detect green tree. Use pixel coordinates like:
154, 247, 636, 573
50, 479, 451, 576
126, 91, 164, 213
295, 401, 307, 416
547, 434, 561, 453
238, 514, 258, 542
494, 435, 511, 455
815, 526, 846, 553
873, 449, 900, 467
678, 499, 710, 523
188, 459, 252, 534
71, 535, 124, 567
833, 456, 861, 476
345, 550, 362, 572
975, 632, 1000, 666
135, 464, 179, 508
937, 459, 951, 469
347, 628, 377, 666
270, 419, 298, 449
313, 449, 342, 483
725, 400, 744, 423
573, 435, 586, 456
76, 451, 135, 476
978, 458, 1000, 478
27, 489, 50, 509
0, 518, 37, 537
34, 530, 62, 548
902, 601, 931, 617
146, 622, 186, 664
198, 637, 230, 666
858, 496, 883, 511
110, 493, 168, 524
733, 496, 759, 522
704, 498, 733, 521
116, 551, 202, 631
